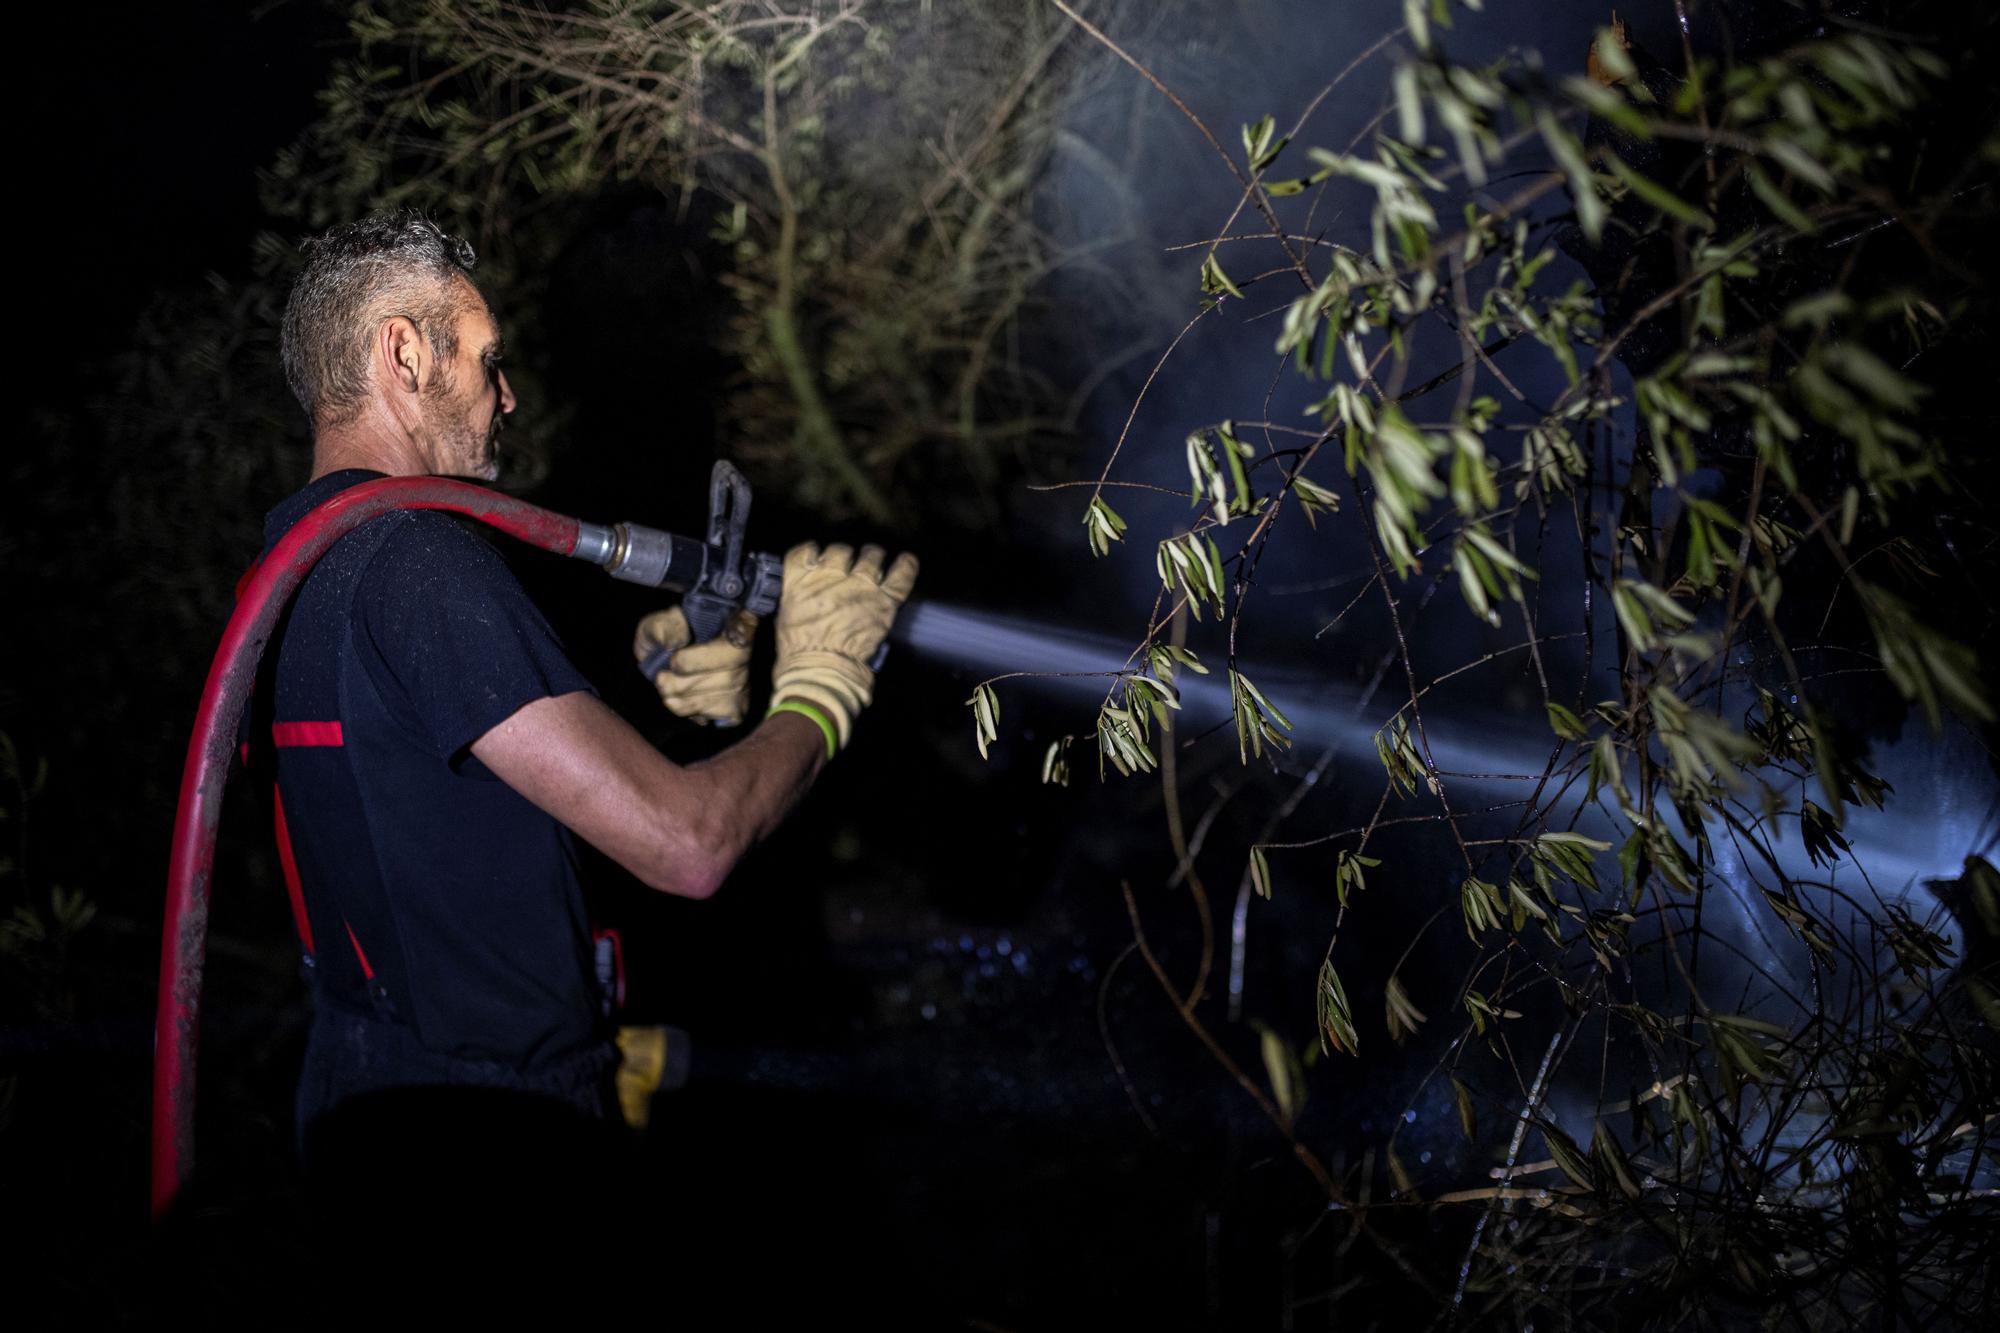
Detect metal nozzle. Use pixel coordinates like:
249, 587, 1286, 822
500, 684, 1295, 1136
574, 519, 710, 591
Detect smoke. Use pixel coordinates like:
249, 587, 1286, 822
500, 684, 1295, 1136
1000, 0, 2000, 983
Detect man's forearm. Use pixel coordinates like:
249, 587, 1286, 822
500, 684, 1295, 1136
684, 708, 827, 864
470, 691, 824, 899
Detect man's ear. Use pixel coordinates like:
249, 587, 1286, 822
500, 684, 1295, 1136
377, 315, 428, 397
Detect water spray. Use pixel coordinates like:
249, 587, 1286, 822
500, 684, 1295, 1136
900, 603, 1987, 988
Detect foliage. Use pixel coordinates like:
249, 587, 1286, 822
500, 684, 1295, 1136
263, 0, 1123, 526
975, 1, 2000, 1322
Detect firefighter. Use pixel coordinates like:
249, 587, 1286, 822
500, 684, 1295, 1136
260, 210, 914, 1301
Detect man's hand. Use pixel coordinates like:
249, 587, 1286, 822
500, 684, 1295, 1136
632, 606, 759, 726
770, 542, 919, 752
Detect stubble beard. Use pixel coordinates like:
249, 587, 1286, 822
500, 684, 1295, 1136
469, 416, 502, 482
421, 374, 502, 482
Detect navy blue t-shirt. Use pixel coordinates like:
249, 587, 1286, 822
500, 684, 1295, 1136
257, 469, 605, 1070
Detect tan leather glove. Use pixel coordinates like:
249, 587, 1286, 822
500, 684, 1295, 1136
770, 542, 919, 752
633, 606, 759, 726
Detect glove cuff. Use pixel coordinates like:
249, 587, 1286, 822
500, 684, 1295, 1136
768, 678, 863, 748
768, 700, 839, 760
772, 654, 874, 740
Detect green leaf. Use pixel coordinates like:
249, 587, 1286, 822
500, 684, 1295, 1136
1386, 1143, 1416, 1198
1290, 473, 1342, 527
1612, 579, 1694, 653
1249, 846, 1273, 900
1231, 670, 1295, 764
1746, 161, 1816, 232
1392, 63, 1425, 144
1375, 714, 1427, 797
1385, 973, 1427, 1043
1403, 0, 1431, 51
1257, 1023, 1306, 1125
1765, 135, 1834, 192
1218, 422, 1253, 517
1591, 1121, 1642, 1199
1885, 904, 1955, 978
967, 684, 1000, 760
1450, 1075, 1478, 1140
1799, 798, 1851, 868
1463, 989, 1520, 1036
1546, 701, 1589, 741
1461, 876, 1503, 941
1334, 849, 1380, 907
1159, 531, 1231, 619
1084, 495, 1126, 557
1605, 153, 1713, 230
1242, 114, 1288, 172
1316, 960, 1359, 1056
1040, 737, 1071, 787
1539, 110, 1605, 242
1860, 585, 1994, 727
1705, 1013, 1782, 1093
1200, 252, 1244, 299
1094, 704, 1158, 777
1826, 343, 1923, 413
1539, 1119, 1596, 1191
1153, 643, 1209, 676
1533, 830, 1612, 893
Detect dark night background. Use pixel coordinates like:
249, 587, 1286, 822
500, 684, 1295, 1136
7, 1, 1999, 1327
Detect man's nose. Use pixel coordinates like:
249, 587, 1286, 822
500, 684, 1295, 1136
498, 369, 517, 414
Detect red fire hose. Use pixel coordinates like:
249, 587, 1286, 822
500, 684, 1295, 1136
152, 477, 582, 1217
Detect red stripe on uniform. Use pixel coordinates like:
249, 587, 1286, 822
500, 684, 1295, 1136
343, 920, 376, 980
270, 785, 317, 955
272, 721, 344, 747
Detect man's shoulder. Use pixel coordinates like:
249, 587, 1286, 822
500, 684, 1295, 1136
357, 506, 518, 584
350, 508, 538, 641
263, 472, 509, 581
348, 506, 592, 756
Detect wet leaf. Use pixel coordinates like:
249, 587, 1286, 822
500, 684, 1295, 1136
1538, 1119, 1595, 1191
1334, 849, 1379, 907
1257, 1022, 1306, 1126
1316, 960, 1359, 1056
1084, 495, 1126, 557
1546, 701, 1589, 741
1386, 1142, 1416, 1197
1249, 846, 1273, 900
967, 684, 1000, 760
1040, 737, 1071, 787
1199, 252, 1244, 300
1290, 473, 1342, 527
1385, 973, 1428, 1043
1591, 1121, 1642, 1199
1231, 670, 1294, 764
1450, 1075, 1478, 1140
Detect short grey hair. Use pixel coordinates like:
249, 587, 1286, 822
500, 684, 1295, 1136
280, 211, 480, 427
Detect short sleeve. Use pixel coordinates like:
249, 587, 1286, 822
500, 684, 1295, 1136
352, 512, 597, 761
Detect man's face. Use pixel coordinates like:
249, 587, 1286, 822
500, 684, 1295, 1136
419, 283, 515, 481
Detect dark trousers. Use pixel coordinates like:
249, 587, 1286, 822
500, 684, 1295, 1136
295, 1003, 634, 1319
